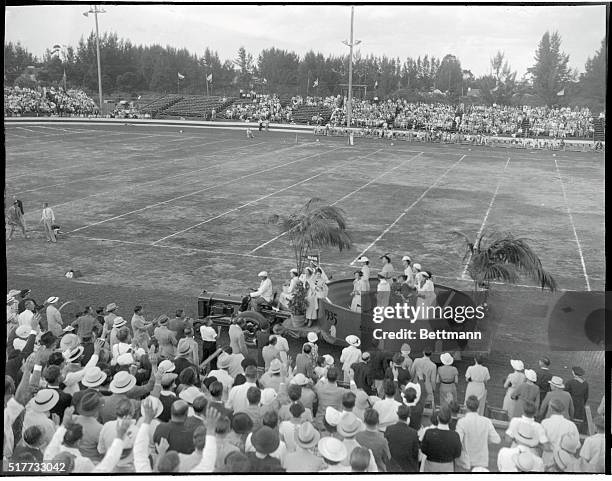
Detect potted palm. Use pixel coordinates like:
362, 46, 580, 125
269, 197, 352, 274
453, 229, 557, 310
269, 197, 352, 326
288, 281, 308, 327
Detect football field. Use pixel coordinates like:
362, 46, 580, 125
5, 121, 604, 294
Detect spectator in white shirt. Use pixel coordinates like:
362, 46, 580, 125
40, 202, 57, 243
250, 271, 273, 312
455, 395, 501, 470
227, 365, 258, 413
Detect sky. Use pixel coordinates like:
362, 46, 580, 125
5, 4, 607, 77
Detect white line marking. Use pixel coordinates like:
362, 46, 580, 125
250, 150, 423, 253
20, 142, 300, 217
461, 156, 511, 278
11, 139, 246, 195
152, 150, 354, 245
554, 157, 591, 291
350, 154, 467, 265
68, 146, 344, 234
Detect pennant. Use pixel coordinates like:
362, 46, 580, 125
313, 78, 319, 88
206, 73, 213, 82
374, 80, 378, 88
177, 72, 185, 80
557, 89, 565, 96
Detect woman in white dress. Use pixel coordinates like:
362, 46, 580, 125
464, 354, 490, 416
356, 256, 371, 292
350, 270, 367, 312
502, 359, 526, 415
305, 279, 319, 327
416, 271, 436, 319
279, 268, 300, 310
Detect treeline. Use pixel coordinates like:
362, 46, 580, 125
4, 31, 605, 110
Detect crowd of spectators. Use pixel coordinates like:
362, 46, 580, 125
223, 94, 291, 123
3, 280, 605, 473
4, 87, 97, 117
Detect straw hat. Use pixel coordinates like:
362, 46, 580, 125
440, 352, 454, 366
31, 389, 60, 413
158, 360, 176, 373
512, 451, 535, 472
323, 354, 334, 366
82, 367, 107, 388
179, 386, 202, 404
269, 358, 282, 374
514, 422, 539, 447
112, 316, 126, 329
295, 422, 320, 449
337, 412, 364, 438
106, 303, 118, 312
290, 373, 309, 386
345, 335, 361, 347
15, 325, 31, 339
324, 406, 341, 427
260, 388, 278, 405
356, 256, 369, 263
141, 395, 164, 418
307, 332, 318, 343
60, 333, 80, 352
318, 437, 347, 462
524, 369, 537, 383
116, 353, 135, 366
548, 376, 565, 389
109, 371, 137, 394
63, 346, 85, 363
510, 359, 524, 371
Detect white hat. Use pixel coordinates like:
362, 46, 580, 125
82, 367, 108, 388
15, 325, 31, 339
323, 354, 334, 366
60, 333, 80, 352
345, 335, 361, 347
63, 325, 75, 332
548, 376, 565, 389
290, 373, 309, 386
260, 388, 278, 405
413, 263, 422, 271
356, 256, 369, 263
307, 332, 318, 343
63, 346, 85, 363
258, 271, 268, 277
116, 352, 135, 366
112, 316, 127, 328
269, 358, 283, 374
324, 406, 341, 426
179, 386, 202, 404
510, 359, 524, 371
141, 395, 164, 418
318, 437, 347, 462
13, 338, 27, 351
525, 369, 537, 383
200, 326, 217, 342
290, 268, 299, 275
31, 389, 60, 413
46, 296, 59, 304
158, 359, 176, 373
7, 289, 21, 300
440, 352, 454, 366
110, 371, 137, 394
402, 255, 411, 262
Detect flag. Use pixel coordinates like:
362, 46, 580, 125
177, 72, 185, 80
557, 89, 565, 96
374, 80, 378, 88
137, 95, 142, 100
206, 73, 212, 82
62, 69, 67, 89
313, 78, 319, 88
263, 78, 267, 84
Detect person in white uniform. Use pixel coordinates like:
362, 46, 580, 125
250, 271, 273, 312
279, 268, 300, 310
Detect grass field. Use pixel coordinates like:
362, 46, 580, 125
4, 121, 606, 416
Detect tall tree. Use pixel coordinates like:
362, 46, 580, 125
481, 51, 517, 105
579, 37, 606, 109
4, 42, 37, 85
528, 31, 570, 106
435, 54, 463, 96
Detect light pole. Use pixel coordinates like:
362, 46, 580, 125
342, 6, 361, 130
83, 5, 105, 115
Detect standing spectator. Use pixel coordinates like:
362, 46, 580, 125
497, 423, 544, 472
340, 335, 362, 383
229, 317, 248, 357
511, 369, 541, 418
384, 404, 419, 472
410, 350, 437, 406
535, 357, 553, 406
503, 359, 526, 415
45, 296, 63, 337
455, 395, 501, 471
564, 366, 588, 425
436, 352, 458, 407
283, 422, 324, 472
539, 377, 575, 420
227, 365, 258, 413
6, 200, 28, 240
420, 406, 462, 472
372, 380, 402, 432
540, 399, 580, 466
314, 368, 349, 430
102, 302, 119, 341
355, 409, 390, 471
168, 309, 187, 342
40, 202, 56, 243
351, 352, 374, 395
154, 315, 177, 360
153, 400, 198, 454
131, 306, 153, 349
369, 338, 392, 396
199, 317, 218, 369
464, 354, 490, 415
504, 400, 548, 454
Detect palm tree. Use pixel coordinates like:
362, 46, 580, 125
268, 197, 352, 274
453, 229, 557, 305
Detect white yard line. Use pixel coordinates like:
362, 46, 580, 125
249, 150, 423, 253
68, 146, 344, 234
11, 139, 247, 195
460, 156, 511, 279
152, 149, 355, 245
20, 142, 301, 218
350, 154, 467, 265
554, 158, 591, 291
